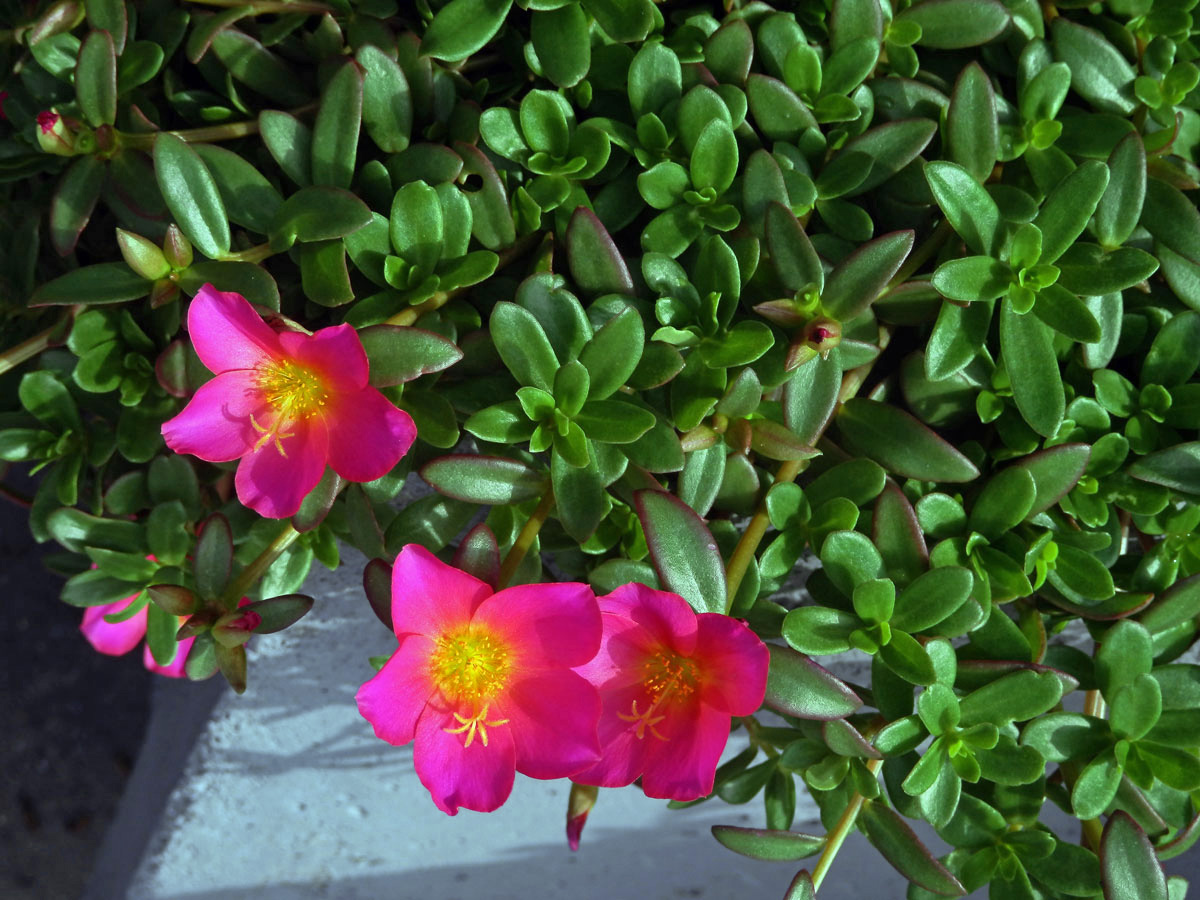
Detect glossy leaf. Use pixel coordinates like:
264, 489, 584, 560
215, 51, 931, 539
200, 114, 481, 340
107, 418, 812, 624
636, 489, 726, 615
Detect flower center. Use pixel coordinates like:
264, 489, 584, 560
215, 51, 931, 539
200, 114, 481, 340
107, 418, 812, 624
430, 627, 513, 748
429, 627, 512, 704
250, 359, 328, 455
619, 650, 700, 741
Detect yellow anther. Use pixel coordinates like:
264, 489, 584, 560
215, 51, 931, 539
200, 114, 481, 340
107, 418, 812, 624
618, 650, 701, 742
251, 359, 328, 453
444, 703, 510, 748
429, 627, 512, 704
618, 699, 669, 741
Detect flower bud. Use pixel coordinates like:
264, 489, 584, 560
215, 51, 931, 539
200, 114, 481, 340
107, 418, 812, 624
162, 224, 193, 269
117, 229, 172, 280
35, 110, 76, 156
566, 783, 598, 851
213, 609, 263, 648
803, 317, 842, 355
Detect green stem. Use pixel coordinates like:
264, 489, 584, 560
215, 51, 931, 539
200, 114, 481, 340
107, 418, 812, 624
725, 458, 804, 611
811, 758, 883, 893
225, 521, 301, 603
889, 218, 954, 289
0, 312, 72, 377
222, 242, 274, 264
496, 491, 555, 589
119, 104, 317, 150
384, 231, 543, 327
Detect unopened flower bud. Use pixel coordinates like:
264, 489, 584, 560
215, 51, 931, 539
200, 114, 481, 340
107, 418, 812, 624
213, 609, 263, 647
566, 783, 598, 851
803, 318, 842, 355
162, 224, 193, 269
36, 110, 76, 155
117, 229, 172, 280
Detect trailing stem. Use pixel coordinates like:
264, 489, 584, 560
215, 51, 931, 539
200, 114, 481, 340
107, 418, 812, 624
810, 758, 884, 892
225, 521, 301, 604
496, 491, 556, 589
0, 311, 73, 377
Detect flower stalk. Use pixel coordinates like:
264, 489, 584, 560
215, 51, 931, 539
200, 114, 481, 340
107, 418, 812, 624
496, 491, 556, 589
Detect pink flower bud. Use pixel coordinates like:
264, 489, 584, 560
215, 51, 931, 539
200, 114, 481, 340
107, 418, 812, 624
566, 783, 598, 851
35, 110, 76, 156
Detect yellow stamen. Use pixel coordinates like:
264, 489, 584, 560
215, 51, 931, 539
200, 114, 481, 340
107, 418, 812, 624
444, 703, 511, 748
252, 358, 328, 453
618, 650, 700, 742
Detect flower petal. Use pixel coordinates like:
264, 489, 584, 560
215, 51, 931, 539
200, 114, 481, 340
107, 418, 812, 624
279, 324, 368, 393
390, 544, 491, 639
693, 613, 770, 715
641, 704, 732, 801
81, 599, 147, 656
142, 635, 194, 678
233, 416, 329, 518
414, 706, 516, 815
475, 581, 600, 670
323, 388, 416, 483
161, 370, 267, 463
187, 284, 282, 373
499, 671, 600, 780
599, 583, 698, 656
355, 635, 435, 746
569, 680, 651, 789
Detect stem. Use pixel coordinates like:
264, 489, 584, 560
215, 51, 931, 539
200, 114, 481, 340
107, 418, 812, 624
1083, 688, 1107, 720
496, 491, 555, 589
222, 242, 274, 264
0, 482, 33, 508
1077, 688, 1107, 848
120, 104, 317, 150
384, 231, 543, 327
225, 521, 301, 603
0, 313, 71, 377
811, 758, 884, 893
889, 218, 954, 289
725, 458, 803, 610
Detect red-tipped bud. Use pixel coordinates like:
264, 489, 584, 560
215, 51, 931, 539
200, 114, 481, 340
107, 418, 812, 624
803, 317, 842, 355
566, 783, 598, 851
35, 110, 76, 155
212, 609, 263, 647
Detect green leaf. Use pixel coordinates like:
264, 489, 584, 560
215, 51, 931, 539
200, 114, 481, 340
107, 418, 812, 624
1052, 18, 1137, 115
1140, 573, 1200, 635
1055, 244, 1158, 296
691, 119, 738, 195
194, 145, 284, 236
1102, 812, 1168, 900
239, 593, 313, 634
832, 120, 939, 198
575, 401, 655, 444
1143, 311, 1200, 388
820, 530, 885, 594
946, 63, 998, 183
636, 489, 726, 615
356, 44, 411, 154
259, 110, 312, 187
1000, 299, 1064, 438
895, 0, 1008, 48
969, 468, 1036, 539
784, 353, 840, 445
1095, 132, 1145, 249
421, 455, 547, 505
1021, 711, 1111, 762
782, 606, 858, 655
747, 74, 817, 142
47, 507, 143, 554
388, 180, 443, 277
579, 307, 644, 400
1128, 443, 1200, 495
879, 630, 938, 685
530, 5, 590, 88
490, 301, 559, 392
837, 398, 980, 482
210, 29, 307, 107
358, 324, 462, 387
1095, 620, 1153, 696
61, 569, 141, 607
1109, 674, 1162, 741
1141, 179, 1200, 265
312, 60, 363, 190
931, 256, 1011, 302
711, 825, 825, 862
87, 0, 127, 53
959, 670, 1063, 726
767, 202, 822, 292
925, 161, 1002, 256
584, 0, 653, 43
50, 155, 105, 256
421, 0, 513, 62
763, 644, 863, 720
1033, 160, 1109, 264
76, 29, 117, 126
193, 513, 232, 601
822, 231, 914, 320
1031, 284, 1101, 343
567, 207, 634, 295
859, 801, 966, 896
552, 441, 606, 541
891, 567, 974, 633
154, 132, 230, 261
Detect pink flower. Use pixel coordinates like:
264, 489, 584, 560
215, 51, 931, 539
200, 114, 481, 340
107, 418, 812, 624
162, 285, 417, 518
356, 545, 603, 815
81, 593, 194, 678
570, 583, 770, 802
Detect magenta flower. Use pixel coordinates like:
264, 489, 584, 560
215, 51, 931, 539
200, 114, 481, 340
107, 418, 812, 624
356, 545, 603, 815
162, 285, 417, 518
81, 593, 194, 678
570, 583, 770, 802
